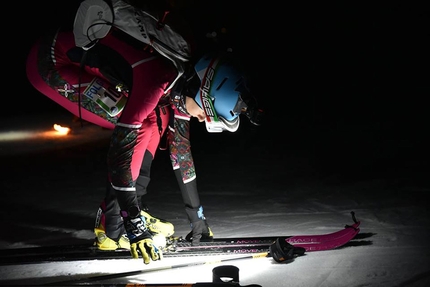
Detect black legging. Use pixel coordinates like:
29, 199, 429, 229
101, 149, 202, 240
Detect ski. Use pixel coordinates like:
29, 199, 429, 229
0, 212, 360, 265
157, 211, 360, 255
171, 216, 360, 251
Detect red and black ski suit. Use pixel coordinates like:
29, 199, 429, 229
26, 26, 206, 241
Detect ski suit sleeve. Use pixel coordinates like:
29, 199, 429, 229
168, 110, 196, 184
168, 109, 202, 209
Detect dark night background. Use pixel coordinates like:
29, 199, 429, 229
5, 1, 429, 179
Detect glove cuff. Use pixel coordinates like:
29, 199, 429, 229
185, 206, 206, 223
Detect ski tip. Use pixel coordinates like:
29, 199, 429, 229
345, 221, 361, 230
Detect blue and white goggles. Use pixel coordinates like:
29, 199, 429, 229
197, 91, 248, 133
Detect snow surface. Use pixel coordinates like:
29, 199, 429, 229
0, 106, 429, 286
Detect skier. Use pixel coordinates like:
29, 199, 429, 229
26, 0, 263, 264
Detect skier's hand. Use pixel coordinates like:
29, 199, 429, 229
124, 214, 160, 264
130, 238, 160, 264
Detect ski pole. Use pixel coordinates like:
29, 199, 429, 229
44, 252, 269, 285
43, 283, 262, 286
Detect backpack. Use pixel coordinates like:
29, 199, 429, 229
73, 0, 192, 92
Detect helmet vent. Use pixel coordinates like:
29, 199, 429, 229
216, 78, 228, 91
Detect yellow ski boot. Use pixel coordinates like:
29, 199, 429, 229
94, 227, 130, 251
140, 210, 175, 237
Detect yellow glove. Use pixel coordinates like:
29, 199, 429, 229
130, 238, 160, 264
123, 212, 161, 264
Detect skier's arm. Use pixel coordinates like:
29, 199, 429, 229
168, 110, 203, 205
168, 112, 196, 185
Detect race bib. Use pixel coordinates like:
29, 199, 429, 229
83, 77, 128, 117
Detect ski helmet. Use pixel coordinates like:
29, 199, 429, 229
193, 53, 250, 133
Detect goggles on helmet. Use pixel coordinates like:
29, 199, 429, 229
195, 55, 251, 133
198, 89, 250, 133
198, 86, 264, 133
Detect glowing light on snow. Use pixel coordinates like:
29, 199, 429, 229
0, 124, 71, 142
0, 131, 35, 141
53, 124, 71, 135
